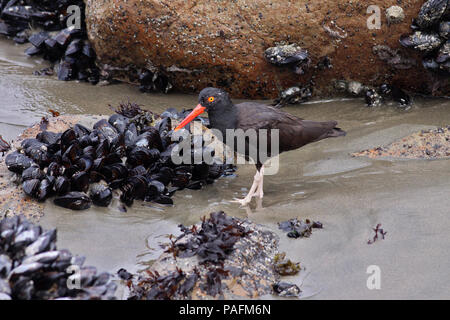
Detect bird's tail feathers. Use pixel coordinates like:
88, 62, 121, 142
328, 127, 347, 137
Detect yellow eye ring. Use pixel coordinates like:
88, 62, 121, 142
208, 96, 215, 102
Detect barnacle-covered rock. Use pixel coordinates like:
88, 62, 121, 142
352, 126, 450, 159
84, 0, 449, 97
386, 6, 405, 24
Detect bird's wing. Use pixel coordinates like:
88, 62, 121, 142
235, 102, 339, 152
235, 102, 302, 129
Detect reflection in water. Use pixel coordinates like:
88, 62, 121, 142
1, 38, 450, 299
243, 197, 264, 217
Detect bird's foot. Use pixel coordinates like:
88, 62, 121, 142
231, 191, 263, 206
255, 166, 264, 199
232, 167, 264, 206
231, 196, 253, 206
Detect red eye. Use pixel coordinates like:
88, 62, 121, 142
208, 96, 215, 102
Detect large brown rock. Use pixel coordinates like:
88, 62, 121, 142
85, 0, 449, 98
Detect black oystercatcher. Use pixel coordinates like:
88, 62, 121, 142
175, 88, 346, 205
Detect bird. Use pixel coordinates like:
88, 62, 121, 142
174, 87, 346, 206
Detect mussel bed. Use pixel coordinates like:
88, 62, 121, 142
0, 1, 174, 90
4, 103, 236, 211
0, 215, 116, 300
400, 0, 449, 74
0, 0, 103, 83
364, 83, 412, 107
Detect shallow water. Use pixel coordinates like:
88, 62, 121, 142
1, 38, 449, 299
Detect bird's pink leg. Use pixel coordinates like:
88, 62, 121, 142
255, 165, 264, 198
232, 170, 261, 206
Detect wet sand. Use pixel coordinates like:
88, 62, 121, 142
1, 38, 449, 299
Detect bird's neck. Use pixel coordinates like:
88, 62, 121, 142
207, 103, 238, 137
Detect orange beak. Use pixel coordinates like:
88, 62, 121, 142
174, 104, 206, 131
